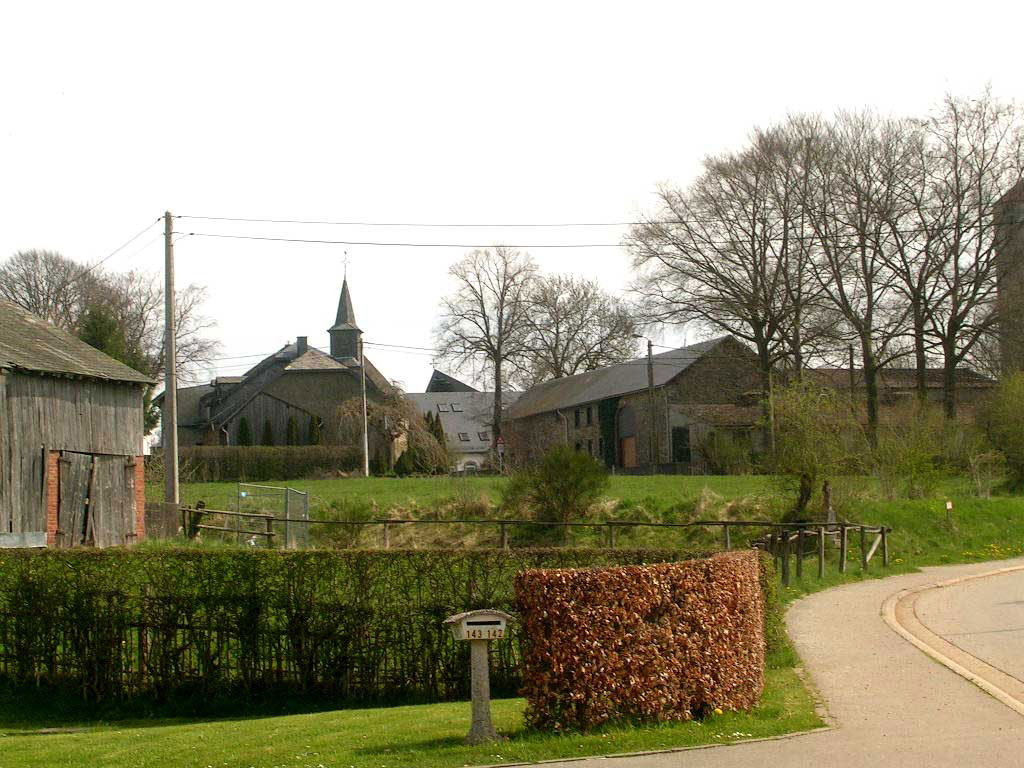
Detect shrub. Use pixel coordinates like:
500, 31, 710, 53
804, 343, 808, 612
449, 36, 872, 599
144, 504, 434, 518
237, 417, 253, 446
697, 430, 753, 474
286, 415, 299, 446
515, 551, 765, 731
873, 405, 945, 498
501, 446, 610, 544
769, 382, 866, 519
979, 373, 1024, 490
0, 548, 703, 711
307, 415, 322, 445
261, 418, 274, 446
179, 445, 361, 482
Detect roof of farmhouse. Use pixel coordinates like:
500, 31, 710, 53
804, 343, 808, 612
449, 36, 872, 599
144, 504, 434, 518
0, 299, 154, 384
506, 336, 737, 420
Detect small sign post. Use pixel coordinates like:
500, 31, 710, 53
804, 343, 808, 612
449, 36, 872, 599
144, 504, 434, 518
443, 609, 513, 744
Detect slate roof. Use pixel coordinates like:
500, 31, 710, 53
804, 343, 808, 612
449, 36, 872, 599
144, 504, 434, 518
408, 391, 520, 455
506, 336, 738, 420
0, 299, 153, 384
425, 369, 478, 393
329, 278, 360, 332
170, 383, 215, 426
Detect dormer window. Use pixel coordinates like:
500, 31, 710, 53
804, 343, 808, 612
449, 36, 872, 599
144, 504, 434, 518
437, 403, 450, 412
451, 403, 463, 412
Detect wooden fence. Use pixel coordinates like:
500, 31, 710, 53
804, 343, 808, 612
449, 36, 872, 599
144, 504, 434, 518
177, 506, 889, 583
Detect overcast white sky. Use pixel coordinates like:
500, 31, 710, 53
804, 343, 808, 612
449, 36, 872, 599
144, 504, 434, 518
2, 1, 1022, 391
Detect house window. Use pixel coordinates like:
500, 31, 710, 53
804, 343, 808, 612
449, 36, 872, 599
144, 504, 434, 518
574, 441, 582, 451
458, 432, 470, 441
478, 432, 489, 441
587, 439, 593, 455
586, 406, 593, 426
574, 409, 581, 427
451, 403, 463, 412
672, 426, 692, 463
437, 403, 450, 412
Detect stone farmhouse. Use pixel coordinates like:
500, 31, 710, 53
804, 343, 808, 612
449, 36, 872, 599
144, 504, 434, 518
0, 299, 151, 548
503, 336, 764, 472
407, 370, 519, 473
160, 278, 391, 448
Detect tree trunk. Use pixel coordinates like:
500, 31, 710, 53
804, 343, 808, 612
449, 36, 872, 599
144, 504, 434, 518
861, 341, 879, 447
942, 347, 958, 420
795, 473, 813, 518
913, 305, 928, 403
493, 357, 503, 447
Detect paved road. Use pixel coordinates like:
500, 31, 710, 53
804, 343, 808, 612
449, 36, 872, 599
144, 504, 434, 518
536, 559, 1024, 768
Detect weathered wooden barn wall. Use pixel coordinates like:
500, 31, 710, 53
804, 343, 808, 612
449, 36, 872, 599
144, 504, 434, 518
262, 369, 365, 443
0, 371, 143, 535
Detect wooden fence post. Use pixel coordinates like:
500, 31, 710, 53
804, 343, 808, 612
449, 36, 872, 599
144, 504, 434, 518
817, 525, 826, 579
722, 524, 731, 551
882, 527, 889, 567
781, 532, 791, 587
265, 515, 274, 548
795, 527, 804, 579
500, 522, 509, 551
860, 526, 868, 571
383, 522, 390, 549
839, 524, 848, 574
609, 524, 617, 550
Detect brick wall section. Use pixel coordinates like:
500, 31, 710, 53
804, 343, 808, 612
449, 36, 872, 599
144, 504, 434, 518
45, 450, 59, 547
134, 456, 146, 542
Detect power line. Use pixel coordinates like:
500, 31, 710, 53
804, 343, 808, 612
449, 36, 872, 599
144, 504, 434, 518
176, 214, 639, 228
69, 217, 163, 284
182, 232, 625, 249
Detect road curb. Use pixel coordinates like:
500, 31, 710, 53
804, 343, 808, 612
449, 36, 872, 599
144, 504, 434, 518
881, 564, 1024, 719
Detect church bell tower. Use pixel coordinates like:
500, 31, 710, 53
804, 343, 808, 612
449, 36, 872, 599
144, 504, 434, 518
328, 277, 362, 361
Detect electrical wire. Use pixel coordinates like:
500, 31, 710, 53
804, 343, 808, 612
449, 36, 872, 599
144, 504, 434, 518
182, 232, 624, 249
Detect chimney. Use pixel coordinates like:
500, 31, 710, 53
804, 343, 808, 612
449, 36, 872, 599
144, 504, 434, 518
296, 336, 308, 355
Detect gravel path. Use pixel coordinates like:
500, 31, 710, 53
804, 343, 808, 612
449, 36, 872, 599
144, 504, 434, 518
536, 559, 1024, 768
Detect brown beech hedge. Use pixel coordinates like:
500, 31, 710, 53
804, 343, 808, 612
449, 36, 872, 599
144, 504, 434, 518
515, 550, 765, 731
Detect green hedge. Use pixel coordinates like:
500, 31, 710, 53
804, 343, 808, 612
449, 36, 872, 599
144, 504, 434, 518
0, 548, 707, 710
178, 445, 362, 482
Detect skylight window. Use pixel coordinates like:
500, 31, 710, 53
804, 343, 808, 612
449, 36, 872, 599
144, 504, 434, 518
437, 403, 450, 412
450, 402, 463, 412
458, 432, 470, 441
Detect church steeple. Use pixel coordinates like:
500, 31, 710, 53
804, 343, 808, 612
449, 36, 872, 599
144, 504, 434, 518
328, 277, 362, 360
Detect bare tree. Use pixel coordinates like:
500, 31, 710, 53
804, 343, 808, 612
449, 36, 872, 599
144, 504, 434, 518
434, 247, 538, 443
805, 111, 912, 443
0, 249, 103, 329
517, 274, 637, 385
627, 143, 794, 392
0, 249, 219, 393
915, 92, 1024, 417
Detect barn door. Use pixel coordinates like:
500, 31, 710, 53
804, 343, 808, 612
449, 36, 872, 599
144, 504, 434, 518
620, 436, 637, 468
58, 453, 137, 547
57, 452, 92, 547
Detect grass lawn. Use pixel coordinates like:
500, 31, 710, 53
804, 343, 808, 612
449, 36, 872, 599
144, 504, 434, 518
0, 668, 818, 768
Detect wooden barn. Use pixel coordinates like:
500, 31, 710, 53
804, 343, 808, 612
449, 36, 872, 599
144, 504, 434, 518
0, 299, 152, 548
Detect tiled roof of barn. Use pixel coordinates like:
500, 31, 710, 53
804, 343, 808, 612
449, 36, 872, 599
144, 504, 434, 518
506, 336, 738, 420
0, 299, 153, 384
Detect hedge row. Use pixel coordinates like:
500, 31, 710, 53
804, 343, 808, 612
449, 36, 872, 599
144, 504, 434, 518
515, 550, 766, 731
0, 548, 705, 709
177, 445, 362, 482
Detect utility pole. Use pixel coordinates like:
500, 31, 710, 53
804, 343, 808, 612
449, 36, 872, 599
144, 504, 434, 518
163, 211, 179, 505
359, 337, 369, 477
646, 339, 657, 472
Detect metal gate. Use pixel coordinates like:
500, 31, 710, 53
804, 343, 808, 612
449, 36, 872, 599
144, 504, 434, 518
57, 452, 138, 547
236, 483, 310, 548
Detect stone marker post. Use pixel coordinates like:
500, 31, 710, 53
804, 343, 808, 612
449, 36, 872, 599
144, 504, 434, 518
443, 609, 513, 745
